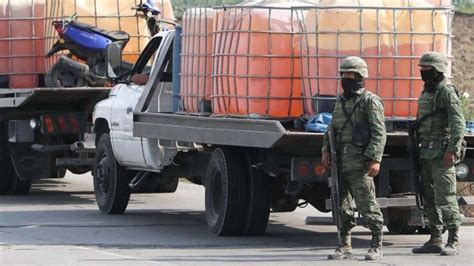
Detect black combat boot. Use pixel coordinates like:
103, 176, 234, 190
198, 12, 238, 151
365, 231, 383, 260
327, 232, 353, 260
440, 228, 460, 256
412, 228, 443, 254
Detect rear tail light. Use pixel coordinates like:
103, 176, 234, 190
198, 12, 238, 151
291, 158, 330, 182
57, 116, 68, 132
43, 116, 55, 134
314, 164, 327, 177
296, 162, 311, 177
40, 114, 82, 135
69, 115, 81, 132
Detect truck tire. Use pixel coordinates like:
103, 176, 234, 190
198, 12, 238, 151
93, 133, 132, 214
155, 177, 179, 193
0, 122, 14, 194
387, 209, 417, 234
44, 65, 87, 88
0, 122, 32, 195
243, 156, 271, 236
67, 166, 90, 175
205, 148, 249, 236
8, 174, 32, 195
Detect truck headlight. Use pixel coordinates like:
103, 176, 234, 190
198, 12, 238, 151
456, 163, 469, 179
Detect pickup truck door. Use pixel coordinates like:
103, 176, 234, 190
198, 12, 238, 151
110, 36, 163, 167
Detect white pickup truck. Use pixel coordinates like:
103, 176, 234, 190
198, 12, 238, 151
92, 31, 182, 212
92, 29, 474, 237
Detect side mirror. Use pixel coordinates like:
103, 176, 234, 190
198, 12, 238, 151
105, 42, 123, 79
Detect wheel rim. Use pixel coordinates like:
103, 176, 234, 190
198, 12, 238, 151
96, 153, 111, 197
210, 170, 222, 217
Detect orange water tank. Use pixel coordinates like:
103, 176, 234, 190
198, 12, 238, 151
299, 0, 452, 118
180, 8, 215, 114
0, 0, 46, 88
212, 2, 310, 119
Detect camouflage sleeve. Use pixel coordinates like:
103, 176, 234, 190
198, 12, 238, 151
439, 85, 465, 155
364, 95, 387, 163
322, 127, 330, 153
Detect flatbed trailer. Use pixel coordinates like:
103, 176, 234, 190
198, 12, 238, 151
133, 109, 474, 232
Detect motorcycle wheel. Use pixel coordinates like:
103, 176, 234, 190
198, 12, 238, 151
45, 64, 87, 88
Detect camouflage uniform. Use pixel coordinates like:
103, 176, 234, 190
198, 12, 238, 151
322, 56, 386, 260
413, 52, 465, 256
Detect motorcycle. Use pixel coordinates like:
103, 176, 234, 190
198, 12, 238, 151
44, 1, 163, 88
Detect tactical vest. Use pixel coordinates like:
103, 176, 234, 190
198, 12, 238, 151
332, 89, 374, 172
417, 84, 450, 141
333, 89, 371, 149
416, 82, 466, 161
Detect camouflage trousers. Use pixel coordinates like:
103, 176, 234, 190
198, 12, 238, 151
420, 157, 461, 231
339, 169, 384, 234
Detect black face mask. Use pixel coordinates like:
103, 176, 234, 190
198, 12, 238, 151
421, 69, 445, 92
341, 78, 364, 98
420, 69, 437, 82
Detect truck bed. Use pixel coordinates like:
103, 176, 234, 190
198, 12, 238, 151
134, 112, 474, 152
0, 88, 110, 118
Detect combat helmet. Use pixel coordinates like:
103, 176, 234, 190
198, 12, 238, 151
339, 56, 368, 78
418, 52, 448, 73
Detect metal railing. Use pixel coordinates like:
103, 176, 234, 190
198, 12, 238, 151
179, 7, 215, 115
294, 4, 454, 119
207, 2, 454, 119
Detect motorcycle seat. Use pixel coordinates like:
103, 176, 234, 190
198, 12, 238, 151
71, 21, 130, 41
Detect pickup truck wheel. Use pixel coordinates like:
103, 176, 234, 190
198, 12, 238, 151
243, 161, 271, 236
0, 123, 31, 195
205, 148, 249, 236
93, 134, 131, 214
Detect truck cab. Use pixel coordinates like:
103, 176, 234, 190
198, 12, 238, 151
92, 30, 186, 214
93, 31, 177, 173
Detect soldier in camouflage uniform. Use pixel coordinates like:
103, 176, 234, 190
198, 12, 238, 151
412, 52, 465, 256
321, 56, 386, 261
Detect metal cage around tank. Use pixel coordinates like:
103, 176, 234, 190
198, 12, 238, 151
205, 1, 454, 120
210, 2, 310, 119
292, 2, 454, 119
179, 7, 216, 115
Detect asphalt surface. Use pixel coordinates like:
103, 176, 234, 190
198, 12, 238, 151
1, 172, 473, 265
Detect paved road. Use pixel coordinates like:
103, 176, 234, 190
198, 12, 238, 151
1, 173, 473, 265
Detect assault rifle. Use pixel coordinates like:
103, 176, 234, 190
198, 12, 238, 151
328, 123, 342, 241
408, 120, 424, 210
